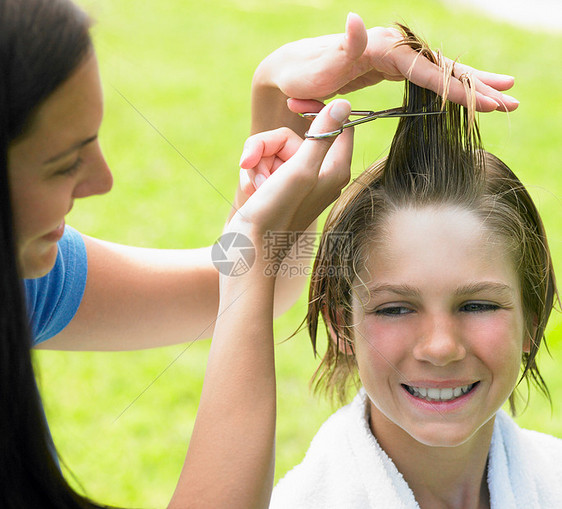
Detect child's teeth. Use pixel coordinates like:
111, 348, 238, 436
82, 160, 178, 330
427, 388, 440, 399
440, 388, 453, 400
407, 383, 475, 402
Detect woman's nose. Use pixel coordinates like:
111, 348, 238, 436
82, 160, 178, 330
72, 142, 113, 199
412, 314, 466, 366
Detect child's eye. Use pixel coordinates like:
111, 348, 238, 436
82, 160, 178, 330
56, 157, 83, 177
460, 302, 500, 313
375, 306, 413, 317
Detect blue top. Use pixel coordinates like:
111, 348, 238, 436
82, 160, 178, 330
24, 226, 88, 345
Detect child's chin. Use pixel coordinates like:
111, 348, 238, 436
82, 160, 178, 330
405, 421, 485, 448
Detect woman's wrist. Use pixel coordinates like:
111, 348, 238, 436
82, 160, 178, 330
217, 260, 276, 319
252, 54, 278, 92
251, 54, 309, 136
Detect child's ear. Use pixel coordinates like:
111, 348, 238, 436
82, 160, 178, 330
322, 305, 353, 355
523, 334, 531, 355
524, 315, 539, 354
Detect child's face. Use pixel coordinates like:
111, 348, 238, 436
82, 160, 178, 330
351, 205, 527, 448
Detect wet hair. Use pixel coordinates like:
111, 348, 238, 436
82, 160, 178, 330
307, 27, 558, 415
0, 0, 112, 506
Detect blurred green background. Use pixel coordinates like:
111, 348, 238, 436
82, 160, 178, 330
34, 0, 561, 506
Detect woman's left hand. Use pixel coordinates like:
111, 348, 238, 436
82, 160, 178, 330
254, 12, 518, 114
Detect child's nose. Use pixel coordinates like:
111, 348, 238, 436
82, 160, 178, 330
412, 314, 466, 366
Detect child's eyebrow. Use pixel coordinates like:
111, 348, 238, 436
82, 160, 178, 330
367, 284, 421, 298
365, 281, 514, 298
454, 282, 514, 297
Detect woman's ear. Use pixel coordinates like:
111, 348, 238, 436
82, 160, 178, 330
322, 305, 353, 355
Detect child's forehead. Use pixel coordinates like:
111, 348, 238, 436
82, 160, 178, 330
364, 204, 509, 249
354, 205, 520, 293
363, 205, 485, 251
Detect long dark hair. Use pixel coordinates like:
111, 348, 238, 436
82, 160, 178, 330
0, 0, 110, 506
307, 27, 558, 414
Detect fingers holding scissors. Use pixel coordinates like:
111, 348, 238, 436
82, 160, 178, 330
236, 99, 353, 234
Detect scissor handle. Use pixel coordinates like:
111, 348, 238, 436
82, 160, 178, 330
303, 127, 344, 139
302, 110, 378, 139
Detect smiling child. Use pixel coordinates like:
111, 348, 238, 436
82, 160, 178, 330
270, 30, 562, 509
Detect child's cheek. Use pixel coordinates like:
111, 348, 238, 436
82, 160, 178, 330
358, 316, 418, 364
462, 312, 524, 373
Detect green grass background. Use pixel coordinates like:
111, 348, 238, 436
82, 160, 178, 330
34, 0, 562, 506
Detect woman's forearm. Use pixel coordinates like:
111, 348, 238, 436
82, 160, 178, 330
168, 266, 277, 509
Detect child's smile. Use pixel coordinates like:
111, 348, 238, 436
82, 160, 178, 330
402, 381, 479, 403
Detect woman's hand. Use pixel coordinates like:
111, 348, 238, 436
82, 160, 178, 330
169, 101, 353, 509
232, 99, 353, 264
254, 12, 518, 118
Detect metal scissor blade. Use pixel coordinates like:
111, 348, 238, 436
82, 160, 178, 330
302, 107, 445, 140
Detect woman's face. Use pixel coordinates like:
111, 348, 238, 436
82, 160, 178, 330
8, 53, 113, 278
351, 205, 528, 448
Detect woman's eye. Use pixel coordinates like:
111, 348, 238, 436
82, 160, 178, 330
56, 157, 83, 177
375, 306, 413, 316
460, 302, 500, 313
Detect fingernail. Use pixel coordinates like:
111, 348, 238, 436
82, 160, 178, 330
254, 174, 266, 189
329, 100, 351, 123
502, 94, 519, 105
239, 147, 249, 167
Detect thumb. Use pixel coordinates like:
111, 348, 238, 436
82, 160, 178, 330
289, 99, 351, 173
287, 98, 325, 115
342, 12, 367, 60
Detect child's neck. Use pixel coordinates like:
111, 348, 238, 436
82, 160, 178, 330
369, 403, 493, 509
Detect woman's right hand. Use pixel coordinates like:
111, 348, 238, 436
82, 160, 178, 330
231, 99, 353, 268
169, 100, 353, 509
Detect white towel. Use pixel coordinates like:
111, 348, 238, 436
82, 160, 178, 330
270, 389, 562, 508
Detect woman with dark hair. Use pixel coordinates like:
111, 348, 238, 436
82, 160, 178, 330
1, 0, 518, 506
3, 2, 351, 504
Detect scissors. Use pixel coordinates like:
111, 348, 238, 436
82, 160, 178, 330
301, 107, 445, 139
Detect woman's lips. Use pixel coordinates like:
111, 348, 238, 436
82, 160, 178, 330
42, 219, 65, 242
